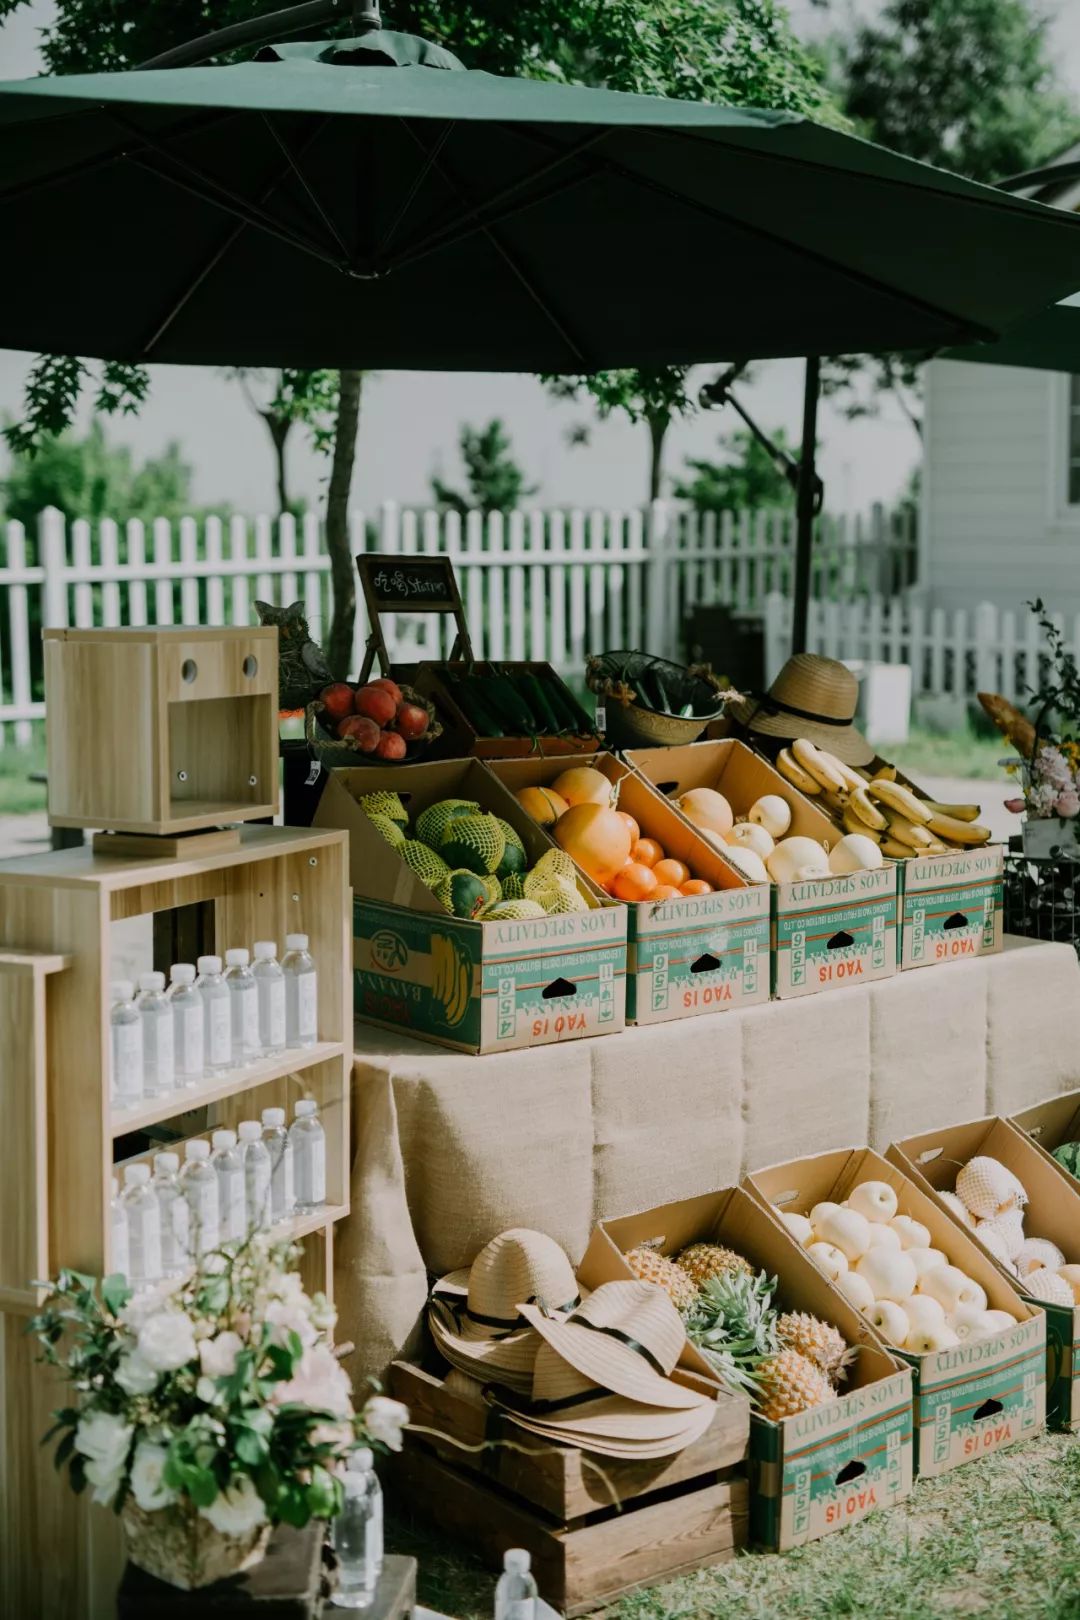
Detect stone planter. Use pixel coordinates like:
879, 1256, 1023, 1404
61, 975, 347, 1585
1022, 818, 1080, 859
122, 1499, 271, 1590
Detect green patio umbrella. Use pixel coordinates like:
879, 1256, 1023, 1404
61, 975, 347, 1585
940, 296, 1080, 371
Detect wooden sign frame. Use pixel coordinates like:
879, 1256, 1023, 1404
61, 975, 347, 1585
356, 552, 473, 679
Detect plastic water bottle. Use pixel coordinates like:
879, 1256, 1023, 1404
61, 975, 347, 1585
290, 1099, 326, 1212
152, 1151, 191, 1275
238, 1120, 272, 1234
494, 1550, 538, 1620
211, 1129, 246, 1243
110, 1175, 130, 1279
121, 1163, 162, 1287
253, 940, 286, 1057
224, 948, 260, 1067
283, 933, 318, 1049
261, 1106, 294, 1223
137, 971, 175, 1095
109, 980, 142, 1105
169, 963, 205, 1086
196, 955, 232, 1077
180, 1139, 219, 1257
332, 1448, 382, 1609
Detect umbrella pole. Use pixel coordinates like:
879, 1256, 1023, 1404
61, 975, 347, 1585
791, 355, 821, 656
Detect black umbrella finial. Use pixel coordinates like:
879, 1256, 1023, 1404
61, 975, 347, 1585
353, 0, 382, 31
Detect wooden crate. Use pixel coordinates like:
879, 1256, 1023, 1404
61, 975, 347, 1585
412, 661, 600, 759
389, 1361, 748, 1615
44, 627, 279, 835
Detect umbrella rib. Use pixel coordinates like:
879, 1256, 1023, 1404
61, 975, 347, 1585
373, 119, 455, 260
505, 123, 997, 344
399, 122, 592, 368
260, 113, 352, 262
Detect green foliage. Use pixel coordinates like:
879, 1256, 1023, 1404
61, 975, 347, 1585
431, 419, 537, 513
0, 420, 215, 531
672, 425, 796, 513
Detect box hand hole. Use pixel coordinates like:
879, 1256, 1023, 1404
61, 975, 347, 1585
181, 658, 197, 684
943, 912, 968, 931
834, 1460, 867, 1487
542, 977, 577, 1000
827, 929, 855, 951
691, 953, 721, 974
654, 780, 679, 796
973, 1398, 1003, 1422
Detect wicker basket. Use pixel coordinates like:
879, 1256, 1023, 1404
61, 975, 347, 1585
305, 684, 441, 767
122, 1499, 271, 1590
587, 651, 729, 750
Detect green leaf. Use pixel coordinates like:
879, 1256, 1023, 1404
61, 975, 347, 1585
277, 1484, 311, 1529
69, 1454, 87, 1496
101, 1274, 133, 1317
234, 1427, 269, 1467
53, 1430, 77, 1471
305, 1466, 338, 1519
186, 1468, 219, 1509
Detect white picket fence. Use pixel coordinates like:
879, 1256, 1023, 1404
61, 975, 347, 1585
765, 593, 1074, 703
0, 499, 916, 746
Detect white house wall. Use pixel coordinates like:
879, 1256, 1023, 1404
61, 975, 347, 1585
921, 357, 1080, 613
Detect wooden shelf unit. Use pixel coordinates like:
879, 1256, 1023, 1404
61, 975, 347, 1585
0, 823, 352, 1619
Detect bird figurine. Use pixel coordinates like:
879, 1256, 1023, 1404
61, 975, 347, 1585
254, 600, 337, 711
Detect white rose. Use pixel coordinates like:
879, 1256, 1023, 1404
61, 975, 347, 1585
263, 1299, 317, 1349
195, 1375, 220, 1406
307, 1292, 337, 1334
272, 1344, 353, 1417
200, 1474, 267, 1537
198, 1331, 244, 1379
130, 1441, 178, 1513
363, 1396, 409, 1453
115, 1350, 160, 1396
138, 1311, 198, 1373
75, 1411, 133, 1504
119, 1276, 188, 1332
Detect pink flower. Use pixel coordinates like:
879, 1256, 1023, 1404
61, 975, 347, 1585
1055, 788, 1080, 819
1004, 798, 1026, 814
1036, 746, 1072, 790
199, 1330, 244, 1379
271, 1344, 353, 1417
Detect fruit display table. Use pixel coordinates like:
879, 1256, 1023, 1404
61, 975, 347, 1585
336, 936, 1080, 1381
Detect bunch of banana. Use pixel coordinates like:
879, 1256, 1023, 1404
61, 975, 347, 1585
431, 932, 471, 1028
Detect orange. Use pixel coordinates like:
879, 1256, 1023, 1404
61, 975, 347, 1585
680, 878, 713, 896
617, 811, 640, 846
631, 837, 664, 868
651, 883, 681, 900
612, 861, 659, 902
653, 857, 690, 888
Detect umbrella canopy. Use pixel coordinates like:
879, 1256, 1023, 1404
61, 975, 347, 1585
4, 36, 1080, 371
939, 295, 1080, 371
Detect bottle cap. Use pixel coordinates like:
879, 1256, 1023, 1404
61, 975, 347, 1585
238, 1120, 261, 1142
212, 1129, 237, 1150
154, 1151, 179, 1173
253, 940, 277, 960
262, 1107, 285, 1127
285, 933, 309, 951
197, 955, 222, 975
225, 948, 250, 967
138, 971, 166, 992
504, 1550, 531, 1574
110, 980, 133, 1002
170, 963, 196, 985
294, 1099, 317, 1117
350, 1446, 373, 1472
124, 1163, 150, 1186
185, 1139, 210, 1161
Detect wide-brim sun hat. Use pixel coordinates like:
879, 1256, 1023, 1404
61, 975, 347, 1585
729, 652, 873, 766
517, 1279, 705, 1411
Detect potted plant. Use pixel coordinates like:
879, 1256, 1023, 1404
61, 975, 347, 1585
30, 1236, 409, 1590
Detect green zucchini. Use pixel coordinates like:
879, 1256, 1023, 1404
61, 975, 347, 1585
518, 673, 563, 734
478, 673, 536, 734
543, 677, 588, 735
455, 677, 505, 736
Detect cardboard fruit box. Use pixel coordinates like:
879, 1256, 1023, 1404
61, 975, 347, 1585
745, 1147, 1045, 1477
585, 1187, 913, 1550
1011, 1090, 1080, 1187
887, 1116, 1080, 1432
487, 753, 770, 1023
313, 759, 627, 1053
627, 740, 898, 998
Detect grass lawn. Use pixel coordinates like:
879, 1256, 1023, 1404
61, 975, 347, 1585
391, 1432, 1080, 1620
0, 738, 47, 815
890, 726, 1011, 783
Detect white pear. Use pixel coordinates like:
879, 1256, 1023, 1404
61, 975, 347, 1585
902, 1295, 947, 1333
726, 821, 775, 861
834, 1269, 876, 1312
805, 1242, 848, 1281
1015, 1237, 1066, 1277
828, 833, 883, 874
956, 1156, 1027, 1220
909, 1247, 949, 1282
939, 1190, 976, 1229
904, 1325, 959, 1355
748, 794, 791, 839
814, 1206, 872, 1262
1056, 1264, 1080, 1304
974, 1222, 1015, 1271
949, 1306, 999, 1343
982, 1208, 1024, 1260
721, 843, 771, 884
865, 1224, 902, 1253
1025, 1268, 1074, 1307
865, 1300, 910, 1347
809, 1201, 842, 1233
918, 1265, 987, 1314
855, 1248, 917, 1303
982, 1308, 1020, 1332
847, 1181, 899, 1224
779, 1210, 814, 1246
890, 1215, 931, 1250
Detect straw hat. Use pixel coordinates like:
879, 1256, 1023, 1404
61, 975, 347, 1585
517, 1280, 705, 1410
428, 1228, 581, 1391
729, 653, 872, 765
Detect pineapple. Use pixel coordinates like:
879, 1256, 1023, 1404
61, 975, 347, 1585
685, 1268, 779, 1399
623, 1245, 700, 1313
775, 1311, 852, 1383
675, 1243, 752, 1289
756, 1348, 835, 1421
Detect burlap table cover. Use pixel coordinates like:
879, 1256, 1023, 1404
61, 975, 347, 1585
335, 937, 1080, 1382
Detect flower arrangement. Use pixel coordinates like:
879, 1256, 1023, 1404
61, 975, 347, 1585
982, 601, 1080, 832
30, 1236, 408, 1587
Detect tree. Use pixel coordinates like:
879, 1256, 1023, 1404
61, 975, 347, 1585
0, 419, 212, 533
547, 370, 694, 504
672, 425, 796, 514
228, 368, 340, 517
821, 0, 1080, 433
431, 419, 538, 514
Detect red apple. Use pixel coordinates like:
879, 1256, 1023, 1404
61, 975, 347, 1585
375, 730, 407, 760
395, 701, 429, 740
354, 684, 398, 727
336, 715, 380, 752
320, 682, 356, 721
370, 677, 403, 706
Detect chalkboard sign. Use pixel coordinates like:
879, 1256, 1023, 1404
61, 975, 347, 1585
356, 551, 472, 677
